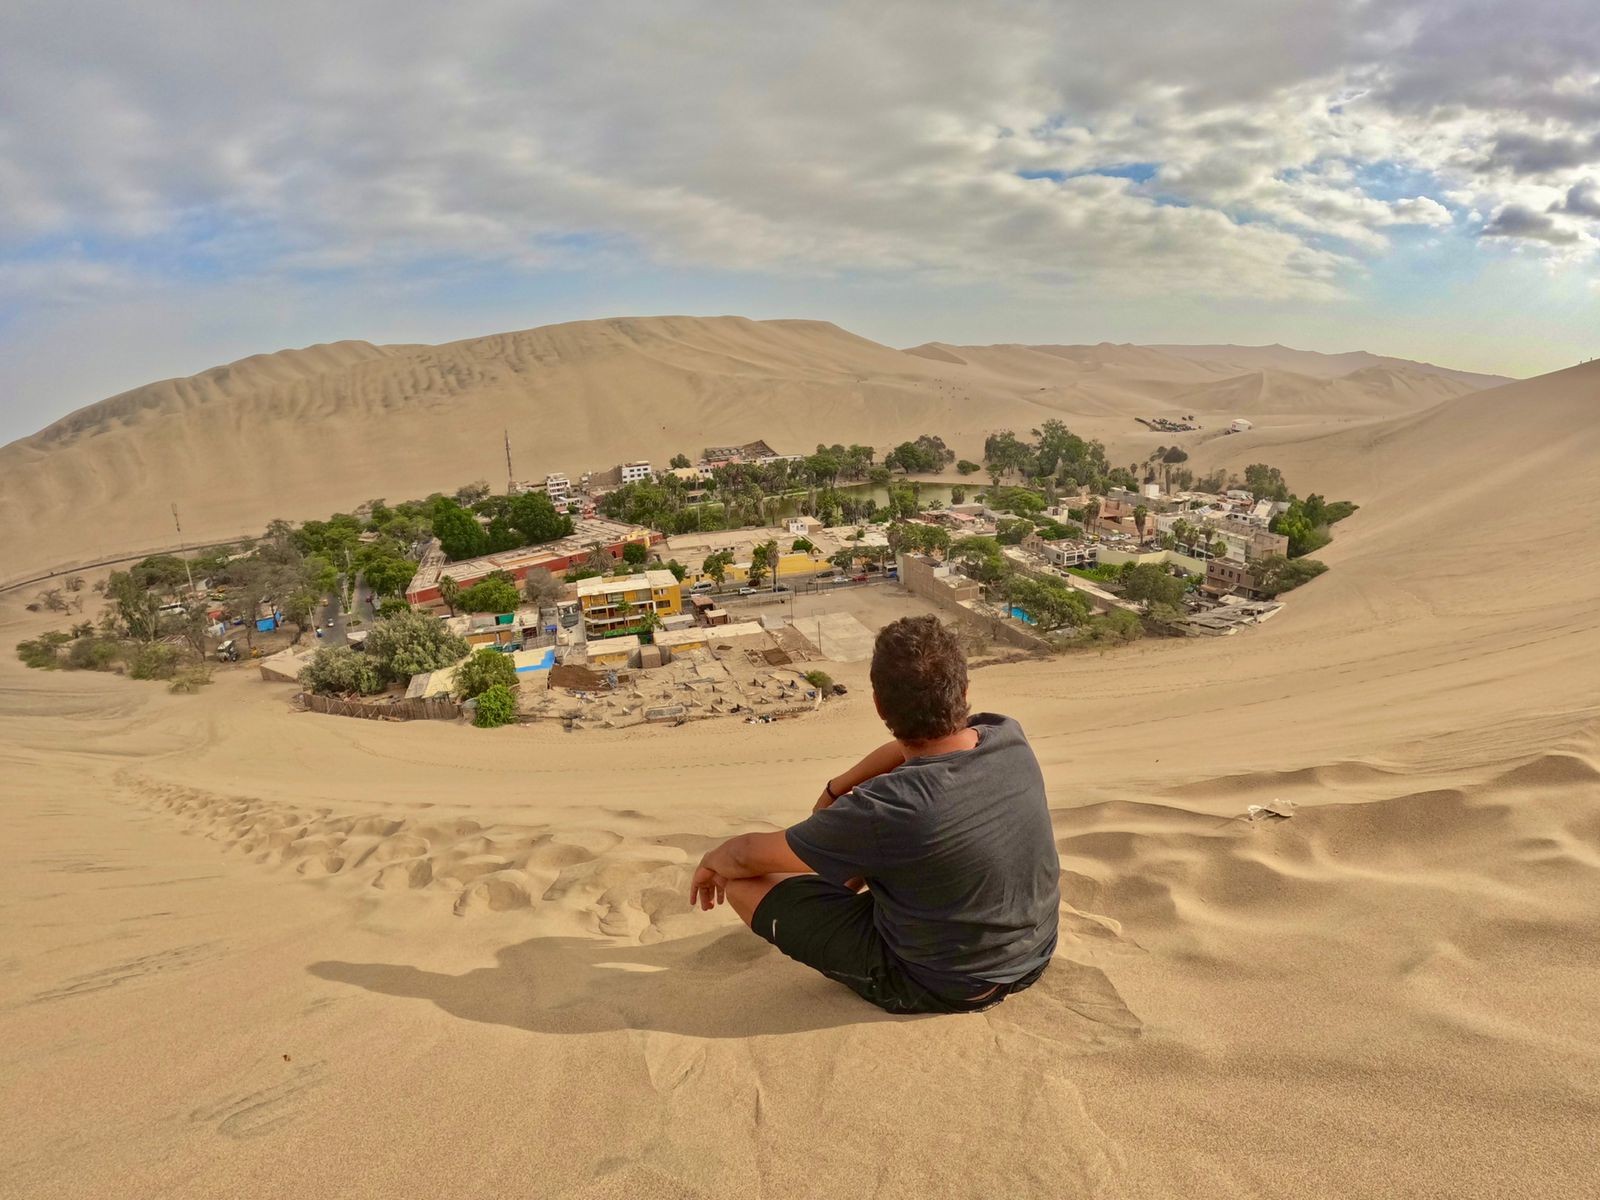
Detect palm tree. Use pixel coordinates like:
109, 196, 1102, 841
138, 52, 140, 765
1082, 498, 1101, 534
1133, 504, 1149, 539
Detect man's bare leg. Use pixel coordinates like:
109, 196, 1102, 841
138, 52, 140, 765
724, 873, 810, 927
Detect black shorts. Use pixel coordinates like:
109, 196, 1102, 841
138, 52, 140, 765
750, 875, 1048, 1015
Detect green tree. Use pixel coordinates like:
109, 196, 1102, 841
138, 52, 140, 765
1120, 563, 1186, 608
669, 453, 691, 469
663, 559, 688, 582
433, 504, 489, 560
952, 536, 1008, 585
104, 571, 164, 641
1243, 464, 1291, 502
473, 684, 517, 727
455, 647, 518, 699
703, 551, 733, 587
791, 537, 816, 554
509, 491, 574, 545
357, 543, 417, 597
438, 575, 461, 616
457, 576, 522, 614
1007, 576, 1093, 632
956, 459, 980, 475
748, 540, 779, 588
364, 609, 469, 684
622, 541, 649, 565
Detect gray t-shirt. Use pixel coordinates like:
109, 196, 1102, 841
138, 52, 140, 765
785, 713, 1060, 988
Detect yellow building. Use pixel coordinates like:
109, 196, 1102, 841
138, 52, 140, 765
683, 550, 829, 589
575, 569, 683, 638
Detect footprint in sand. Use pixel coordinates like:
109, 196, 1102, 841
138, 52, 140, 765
188, 1058, 325, 1139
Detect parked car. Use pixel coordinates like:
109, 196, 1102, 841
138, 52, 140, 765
737, 586, 758, 595
689, 580, 715, 593
852, 573, 868, 583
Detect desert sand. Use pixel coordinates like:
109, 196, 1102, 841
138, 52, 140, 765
0, 316, 1504, 588
2, 338, 1597, 1199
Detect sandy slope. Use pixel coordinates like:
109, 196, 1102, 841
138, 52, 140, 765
0, 317, 1497, 587
2, 357, 1597, 1197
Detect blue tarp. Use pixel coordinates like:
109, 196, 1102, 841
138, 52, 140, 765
515, 648, 556, 673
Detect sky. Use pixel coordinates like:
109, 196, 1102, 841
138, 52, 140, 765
3, 0, 1599, 444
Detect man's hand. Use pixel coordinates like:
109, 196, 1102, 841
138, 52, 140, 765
689, 862, 728, 910
813, 785, 837, 813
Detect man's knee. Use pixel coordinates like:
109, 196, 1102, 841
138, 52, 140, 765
725, 873, 806, 926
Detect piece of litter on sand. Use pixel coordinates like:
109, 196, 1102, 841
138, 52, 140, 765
1247, 798, 1297, 821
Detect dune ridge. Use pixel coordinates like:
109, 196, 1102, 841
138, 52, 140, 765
2, 333, 1596, 1198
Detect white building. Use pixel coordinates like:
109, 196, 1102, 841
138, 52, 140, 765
620, 461, 653, 484
545, 473, 572, 502
1229, 418, 1254, 433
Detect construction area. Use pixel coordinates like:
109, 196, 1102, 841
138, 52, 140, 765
517, 584, 948, 730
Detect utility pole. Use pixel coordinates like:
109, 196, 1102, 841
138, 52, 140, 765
504, 429, 515, 494
171, 502, 197, 597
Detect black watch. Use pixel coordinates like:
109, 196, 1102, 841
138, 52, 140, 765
824, 779, 840, 800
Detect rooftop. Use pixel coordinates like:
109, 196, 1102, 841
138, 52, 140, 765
574, 569, 680, 598
406, 517, 653, 594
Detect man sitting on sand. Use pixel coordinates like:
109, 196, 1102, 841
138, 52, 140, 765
690, 614, 1060, 1014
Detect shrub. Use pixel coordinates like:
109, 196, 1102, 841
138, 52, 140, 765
67, 636, 122, 672
1255, 555, 1329, 597
378, 597, 411, 618
803, 669, 835, 693
455, 647, 518, 700
299, 646, 383, 695
126, 643, 182, 680
956, 459, 981, 475
168, 664, 214, 694
473, 683, 517, 728
16, 636, 66, 669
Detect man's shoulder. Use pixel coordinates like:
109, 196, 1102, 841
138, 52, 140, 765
971, 712, 1027, 742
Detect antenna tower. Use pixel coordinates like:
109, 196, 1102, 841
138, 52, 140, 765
171, 502, 197, 596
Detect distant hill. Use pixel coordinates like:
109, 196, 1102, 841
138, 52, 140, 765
0, 317, 1509, 585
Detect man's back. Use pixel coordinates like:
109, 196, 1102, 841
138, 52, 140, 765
786, 712, 1060, 989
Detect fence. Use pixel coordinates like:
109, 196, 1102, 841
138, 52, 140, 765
299, 692, 462, 721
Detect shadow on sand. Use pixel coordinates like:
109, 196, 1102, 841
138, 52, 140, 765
310, 928, 1144, 1047
309, 928, 918, 1038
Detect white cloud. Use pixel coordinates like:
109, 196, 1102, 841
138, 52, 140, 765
2, 0, 1599, 428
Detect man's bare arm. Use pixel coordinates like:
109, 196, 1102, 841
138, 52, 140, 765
814, 739, 908, 811
689, 831, 812, 909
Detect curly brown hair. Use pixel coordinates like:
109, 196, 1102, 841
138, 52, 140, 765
869, 615, 969, 743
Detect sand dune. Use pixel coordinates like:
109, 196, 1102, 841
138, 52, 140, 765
1, 344, 1596, 1195
0, 316, 1500, 586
